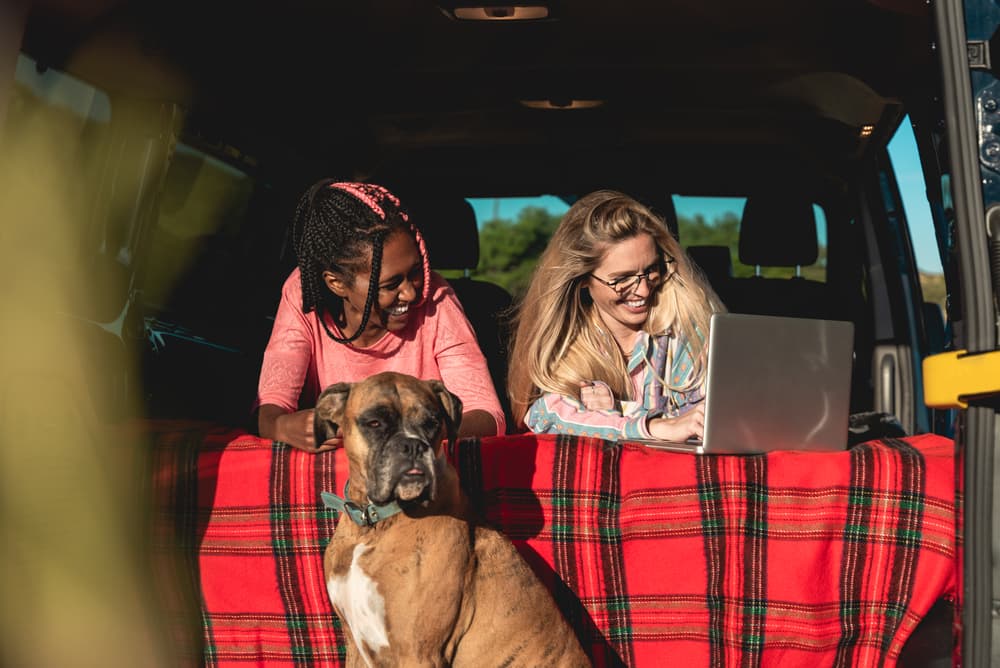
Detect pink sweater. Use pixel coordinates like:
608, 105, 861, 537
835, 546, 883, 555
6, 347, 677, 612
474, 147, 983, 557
256, 269, 505, 435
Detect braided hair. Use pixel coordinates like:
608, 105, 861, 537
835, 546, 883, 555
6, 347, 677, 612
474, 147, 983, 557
291, 180, 431, 344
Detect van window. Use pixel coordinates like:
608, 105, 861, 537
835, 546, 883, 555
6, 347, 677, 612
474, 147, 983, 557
8, 53, 113, 258
887, 117, 946, 318
467, 196, 569, 297
13, 54, 111, 122
138, 141, 255, 317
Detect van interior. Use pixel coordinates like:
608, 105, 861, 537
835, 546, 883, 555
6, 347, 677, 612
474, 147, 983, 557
3, 0, 978, 665
6, 0, 951, 437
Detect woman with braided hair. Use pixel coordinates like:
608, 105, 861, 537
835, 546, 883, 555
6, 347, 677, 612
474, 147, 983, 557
255, 180, 505, 452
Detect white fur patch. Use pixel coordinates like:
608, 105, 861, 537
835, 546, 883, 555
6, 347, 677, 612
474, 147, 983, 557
327, 544, 389, 667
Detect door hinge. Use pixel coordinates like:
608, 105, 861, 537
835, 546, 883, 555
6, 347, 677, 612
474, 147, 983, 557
969, 40, 992, 70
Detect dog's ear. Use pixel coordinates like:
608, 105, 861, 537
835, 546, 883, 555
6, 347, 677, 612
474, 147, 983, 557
427, 380, 463, 442
314, 382, 352, 444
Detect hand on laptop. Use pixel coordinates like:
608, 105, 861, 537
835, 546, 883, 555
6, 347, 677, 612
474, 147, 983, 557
648, 404, 705, 442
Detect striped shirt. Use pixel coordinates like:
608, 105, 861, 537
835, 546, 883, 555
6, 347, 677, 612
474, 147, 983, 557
525, 330, 704, 441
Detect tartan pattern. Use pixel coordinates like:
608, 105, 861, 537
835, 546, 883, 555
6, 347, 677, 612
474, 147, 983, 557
951, 439, 964, 666
835, 438, 925, 667
151, 427, 958, 667
692, 454, 770, 667
148, 422, 215, 664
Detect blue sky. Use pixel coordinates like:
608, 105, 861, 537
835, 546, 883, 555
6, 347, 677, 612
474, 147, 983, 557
888, 120, 943, 273
469, 118, 944, 275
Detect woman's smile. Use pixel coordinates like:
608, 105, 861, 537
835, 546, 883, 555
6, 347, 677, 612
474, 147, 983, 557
621, 297, 648, 312
386, 302, 411, 319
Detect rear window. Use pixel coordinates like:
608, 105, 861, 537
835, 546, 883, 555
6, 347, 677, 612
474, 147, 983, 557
466, 196, 569, 297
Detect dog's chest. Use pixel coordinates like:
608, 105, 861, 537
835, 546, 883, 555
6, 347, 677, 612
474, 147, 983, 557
327, 543, 389, 664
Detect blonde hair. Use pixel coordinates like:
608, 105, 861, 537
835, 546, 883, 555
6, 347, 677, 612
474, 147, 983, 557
507, 190, 725, 428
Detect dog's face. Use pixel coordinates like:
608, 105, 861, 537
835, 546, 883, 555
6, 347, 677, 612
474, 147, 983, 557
314, 372, 463, 506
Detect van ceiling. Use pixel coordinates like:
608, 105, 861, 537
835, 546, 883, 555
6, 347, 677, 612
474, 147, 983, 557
20, 0, 932, 193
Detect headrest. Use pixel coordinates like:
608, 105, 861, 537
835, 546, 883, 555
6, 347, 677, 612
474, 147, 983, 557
738, 194, 818, 267
631, 191, 679, 240
406, 198, 480, 270
686, 245, 733, 281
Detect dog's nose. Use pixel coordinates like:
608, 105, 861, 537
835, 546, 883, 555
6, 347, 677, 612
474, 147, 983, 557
395, 437, 430, 459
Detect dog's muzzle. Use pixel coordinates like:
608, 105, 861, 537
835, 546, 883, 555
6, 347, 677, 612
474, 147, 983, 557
368, 434, 438, 505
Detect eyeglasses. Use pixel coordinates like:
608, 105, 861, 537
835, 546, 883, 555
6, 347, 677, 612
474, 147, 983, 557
590, 257, 674, 295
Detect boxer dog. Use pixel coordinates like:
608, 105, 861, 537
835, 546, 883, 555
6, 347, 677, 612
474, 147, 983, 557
315, 371, 590, 667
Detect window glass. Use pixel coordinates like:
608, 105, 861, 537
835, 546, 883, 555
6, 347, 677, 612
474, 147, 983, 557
8, 53, 113, 255
13, 53, 111, 123
157, 143, 254, 239
139, 142, 255, 313
887, 117, 945, 316
466, 196, 569, 297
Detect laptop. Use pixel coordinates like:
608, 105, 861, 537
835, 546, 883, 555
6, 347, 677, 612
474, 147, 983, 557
636, 313, 855, 454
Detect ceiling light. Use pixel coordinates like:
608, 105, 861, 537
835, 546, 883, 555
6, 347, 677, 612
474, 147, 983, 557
859, 124, 875, 137
520, 99, 604, 110
452, 6, 550, 21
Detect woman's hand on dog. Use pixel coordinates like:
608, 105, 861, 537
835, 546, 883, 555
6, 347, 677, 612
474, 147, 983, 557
259, 405, 342, 453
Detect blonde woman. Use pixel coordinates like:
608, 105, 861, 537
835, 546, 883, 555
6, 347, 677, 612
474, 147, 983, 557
507, 190, 725, 442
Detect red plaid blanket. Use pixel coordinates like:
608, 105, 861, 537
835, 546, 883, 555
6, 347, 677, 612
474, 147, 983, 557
151, 426, 958, 667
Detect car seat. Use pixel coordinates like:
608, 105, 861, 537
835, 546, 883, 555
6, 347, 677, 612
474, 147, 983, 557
725, 193, 844, 320
686, 244, 734, 306
724, 193, 874, 412
406, 198, 514, 432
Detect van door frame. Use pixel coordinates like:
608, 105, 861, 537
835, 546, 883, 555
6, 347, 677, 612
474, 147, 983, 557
862, 149, 934, 436
932, 0, 1000, 664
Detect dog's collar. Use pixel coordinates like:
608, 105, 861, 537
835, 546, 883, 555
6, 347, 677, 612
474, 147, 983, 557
321, 481, 403, 527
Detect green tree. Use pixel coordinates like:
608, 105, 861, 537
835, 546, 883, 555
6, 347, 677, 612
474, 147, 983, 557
477, 206, 561, 297
678, 212, 741, 248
